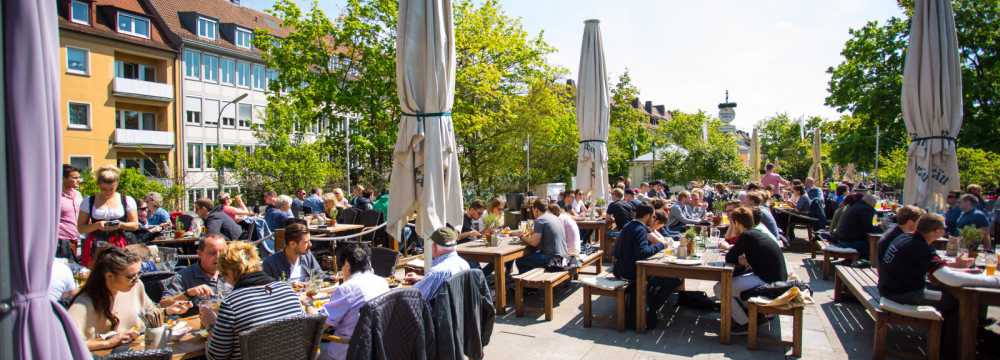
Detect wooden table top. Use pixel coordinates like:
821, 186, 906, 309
574, 218, 611, 225
148, 235, 200, 245
308, 223, 365, 234
637, 249, 733, 272
456, 239, 527, 256
92, 316, 206, 360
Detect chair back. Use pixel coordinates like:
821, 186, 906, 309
337, 207, 363, 225
176, 214, 194, 231
274, 229, 286, 252
357, 210, 386, 244
370, 247, 399, 278
238, 219, 256, 241
101, 349, 172, 360
238, 314, 326, 360
140, 271, 176, 304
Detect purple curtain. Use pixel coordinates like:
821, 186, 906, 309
4, 0, 90, 359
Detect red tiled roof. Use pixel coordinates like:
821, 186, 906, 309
143, 0, 288, 56
57, 0, 175, 52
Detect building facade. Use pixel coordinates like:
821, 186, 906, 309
57, 0, 180, 181
144, 0, 286, 208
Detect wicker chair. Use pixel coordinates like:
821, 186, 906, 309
238, 314, 326, 360
140, 271, 176, 304
370, 247, 399, 278
99, 349, 172, 360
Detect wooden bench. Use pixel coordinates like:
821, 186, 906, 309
514, 268, 571, 321
748, 301, 803, 357
821, 241, 860, 280
580, 273, 627, 331
572, 250, 604, 280
833, 265, 942, 360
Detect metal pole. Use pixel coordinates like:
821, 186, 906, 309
344, 116, 351, 189
874, 124, 880, 194
217, 94, 247, 195
525, 135, 531, 193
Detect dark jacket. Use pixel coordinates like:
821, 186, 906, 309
205, 206, 242, 240
612, 219, 664, 281
606, 200, 634, 230
431, 270, 494, 360
833, 201, 877, 245
725, 228, 787, 283
347, 288, 436, 360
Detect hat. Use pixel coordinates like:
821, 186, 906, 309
430, 227, 458, 247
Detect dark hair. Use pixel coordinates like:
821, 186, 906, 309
285, 223, 309, 243
746, 192, 764, 206
835, 184, 848, 195
653, 210, 668, 225
338, 244, 372, 274
634, 202, 654, 219
468, 199, 485, 210
765, 163, 775, 171
72, 247, 140, 330
624, 189, 635, 196
547, 204, 562, 216
730, 206, 756, 229
531, 199, 548, 213
896, 205, 925, 225
361, 189, 374, 198
842, 192, 863, 207
792, 185, 805, 195
751, 207, 762, 226
745, 183, 760, 191
63, 164, 81, 178
195, 198, 214, 211
651, 198, 666, 210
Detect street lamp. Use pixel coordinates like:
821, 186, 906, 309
217, 93, 248, 195
524, 135, 531, 193
631, 141, 637, 160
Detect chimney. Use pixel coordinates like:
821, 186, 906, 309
654, 105, 666, 117
644, 101, 653, 114
631, 98, 640, 109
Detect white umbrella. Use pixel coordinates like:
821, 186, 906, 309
902, 0, 963, 212
388, 0, 463, 272
575, 19, 610, 202
809, 128, 823, 184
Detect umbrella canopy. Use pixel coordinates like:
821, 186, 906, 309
844, 163, 858, 184
749, 127, 760, 183
575, 19, 610, 202
388, 0, 462, 272
901, 0, 963, 212
809, 128, 823, 184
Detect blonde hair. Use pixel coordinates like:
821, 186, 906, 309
95, 165, 120, 183
332, 188, 345, 199
217, 241, 262, 279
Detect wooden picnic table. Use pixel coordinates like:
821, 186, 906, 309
635, 249, 734, 344
148, 234, 199, 246
575, 218, 612, 262
939, 283, 1000, 360
456, 239, 527, 315
308, 223, 365, 235
92, 316, 205, 360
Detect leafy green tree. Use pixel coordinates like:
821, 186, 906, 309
653, 111, 748, 185
79, 168, 183, 210
877, 146, 1000, 190
607, 70, 653, 180
756, 113, 826, 180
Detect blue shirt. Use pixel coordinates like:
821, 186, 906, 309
265, 207, 292, 232
955, 209, 991, 235
944, 206, 963, 235
413, 251, 470, 299
758, 205, 781, 238
262, 251, 324, 282
806, 186, 824, 203
304, 194, 325, 215
147, 207, 170, 226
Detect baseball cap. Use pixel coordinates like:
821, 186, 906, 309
430, 227, 458, 247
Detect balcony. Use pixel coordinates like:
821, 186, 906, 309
112, 77, 174, 102
113, 128, 174, 149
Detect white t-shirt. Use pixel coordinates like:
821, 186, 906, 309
558, 213, 582, 255
80, 193, 137, 221
289, 258, 302, 281
48, 258, 77, 302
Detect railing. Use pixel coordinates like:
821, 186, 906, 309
112, 77, 174, 101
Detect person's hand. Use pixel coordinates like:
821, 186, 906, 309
185, 285, 213, 299
290, 281, 307, 292
949, 255, 975, 269
199, 303, 218, 328
719, 241, 732, 251
738, 254, 749, 267
469, 230, 481, 238
404, 272, 421, 285
108, 330, 138, 347
165, 301, 192, 315
148, 225, 162, 233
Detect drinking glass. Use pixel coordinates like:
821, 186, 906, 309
986, 252, 998, 277
710, 228, 720, 240
160, 248, 178, 272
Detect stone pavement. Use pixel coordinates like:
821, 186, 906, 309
481, 251, 944, 360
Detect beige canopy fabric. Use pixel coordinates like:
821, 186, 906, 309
809, 128, 823, 184
575, 19, 610, 202
902, 0, 963, 212
749, 127, 760, 183
388, 0, 462, 272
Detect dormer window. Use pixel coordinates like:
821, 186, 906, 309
70, 0, 90, 25
117, 12, 149, 38
235, 27, 253, 49
197, 17, 217, 40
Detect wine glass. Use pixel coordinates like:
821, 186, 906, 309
160, 247, 178, 272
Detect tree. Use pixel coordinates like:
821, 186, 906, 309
756, 113, 828, 180
607, 70, 653, 180
878, 146, 1000, 190
80, 168, 184, 210
653, 111, 748, 185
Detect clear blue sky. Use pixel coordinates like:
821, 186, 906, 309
242, 0, 905, 130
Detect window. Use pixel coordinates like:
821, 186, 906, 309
66, 47, 89, 75
219, 58, 234, 84
116, 110, 156, 130
267, 69, 278, 91
70, 1, 90, 24
235, 62, 250, 87
202, 54, 218, 82
185, 97, 202, 125
205, 188, 219, 203
68, 102, 90, 129
205, 144, 218, 169
219, 102, 234, 128
115, 61, 155, 81
119, 158, 159, 177
235, 28, 253, 49
186, 143, 203, 170
254, 105, 266, 125
238, 103, 252, 128
184, 50, 200, 79
69, 156, 92, 173
252, 64, 266, 90
222, 115, 236, 127
117, 12, 150, 38
186, 189, 204, 210
197, 17, 217, 40
204, 99, 220, 127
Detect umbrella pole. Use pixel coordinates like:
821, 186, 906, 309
874, 125, 880, 194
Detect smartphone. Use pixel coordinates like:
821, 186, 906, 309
106, 220, 121, 227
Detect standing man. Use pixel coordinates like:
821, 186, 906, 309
161, 233, 232, 308
760, 163, 789, 193
195, 198, 243, 241
263, 223, 324, 283
58, 164, 83, 261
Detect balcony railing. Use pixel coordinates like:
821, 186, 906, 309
112, 77, 174, 101
113, 128, 174, 148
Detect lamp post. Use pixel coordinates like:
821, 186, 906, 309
524, 135, 531, 193
217, 93, 248, 195
344, 116, 351, 189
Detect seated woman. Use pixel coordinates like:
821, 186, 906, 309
204, 241, 304, 360
331, 188, 351, 210
68, 247, 190, 351
219, 193, 252, 222
717, 206, 787, 335
265, 195, 294, 232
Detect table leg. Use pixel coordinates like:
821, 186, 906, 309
636, 266, 647, 333
956, 289, 978, 360
719, 272, 732, 344
869, 239, 877, 267
495, 256, 507, 315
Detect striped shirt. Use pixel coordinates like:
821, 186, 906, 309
207, 281, 304, 360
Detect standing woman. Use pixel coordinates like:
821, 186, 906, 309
77, 165, 140, 267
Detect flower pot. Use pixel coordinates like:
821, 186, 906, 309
174, 230, 185, 239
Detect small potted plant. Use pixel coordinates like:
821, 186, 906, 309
174, 219, 185, 239
594, 197, 607, 217
481, 213, 503, 246
710, 201, 727, 226
682, 228, 698, 258
960, 225, 984, 258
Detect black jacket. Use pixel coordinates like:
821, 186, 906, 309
607, 200, 634, 230
204, 206, 242, 240
347, 288, 436, 360
431, 270, 494, 360
726, 228, 788, 283
833, 201, 877, 245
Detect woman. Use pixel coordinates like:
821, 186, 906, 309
486, 197, 506, 218
68, 247, 190, 351
144, 192, 171, 226
265, 195, 294, 232
689, 189, 708, 219
791, 185, 811, 214
322, 192, 340, 219
717, 206, 787, 334
331, 188, 350, 209
572, 189, 588, 215
219, 192, 252, 222
78, 165, 141, 267
204, 241, 304, 360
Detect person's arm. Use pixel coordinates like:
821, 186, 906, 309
523, 232, 542, 247
637, 229, 665, 259
77, 210, 104, 234
932, 267, 1000, 288
725, 234, 750, 264
206, 217, 223, 235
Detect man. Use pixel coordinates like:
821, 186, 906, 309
552, 204, 581, 257
354, 189, 374, 211
320, 246, 389, 360
195, 198, 242, 240
667, 191, 702, 232
804, 177, 824, 203
292, 189, 307, 217
304, 188, 325, 215
875, 205, 925, 264
967, 184, 986, 211
719, 206, 788, 334
606, 188, 634, 231
832, 194, 878, 259
405, 227, 471, 299
48, 257, 77, 304
161, 233, 232, 308
612, 203, 680, 329
745, 192, 780, 240
265, 195, 294, 232
943, 192, 963, 235
372, 190, 390, 218
760, 163, 788, 192
646, 181, 661, 199
953, 194, 991, 238
460, 200, 486, 243
58, 164, 83, 261
515, 200, 569, 273
625, 189, 643, 208
637, 183, 651, 201
263, 223, 324, 283
261, 189, 278, 214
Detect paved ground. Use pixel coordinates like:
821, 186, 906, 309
481, 248, 999, 360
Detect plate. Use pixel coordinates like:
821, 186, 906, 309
666, 258, 702, 266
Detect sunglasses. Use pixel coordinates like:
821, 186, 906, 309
121, 271, 140, 284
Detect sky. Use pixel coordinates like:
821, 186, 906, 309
242, 0, 905, 131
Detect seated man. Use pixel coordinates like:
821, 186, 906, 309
613, 203, 681, 329
875, 205, 924, 264
606, 188, 634, 232
744, 191, 780, 240
943, 192, 963, 235
405, 227, 471, 299
265, 195, 294, 232
195, 198, 242, 240
953, 194, 991, 238
515, 199, 569, 273
832, 194, 878, 259
718, 206, 788, 335
262, 223, 323, 284
459, 199, 485, 243
161, 233, 232, 310
667, 191, 702, 232
320, 246, 389, 360
304, 188, 326, 215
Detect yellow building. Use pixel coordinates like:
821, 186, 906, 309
57, 0, 180, 182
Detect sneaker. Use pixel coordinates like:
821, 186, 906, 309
730, 323, 749, 336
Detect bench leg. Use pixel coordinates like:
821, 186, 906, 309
615, 288, 626, 331
544, 285, 554, 321
748, 303, 759, 350
515, 281, 525, 317
595, 258, 602, 275
873, 314, 888, 360
833, 272, 844, 303
582, 286, 592, 328
822, 255, 832, 280
792, 307, 803, 357
927, 319, 942, 360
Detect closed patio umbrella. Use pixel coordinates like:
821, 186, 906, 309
808, 128, 823, 184
750, 127, 760, 183
387, 0, 463, 272
575, 19, 610, 202
901, 0, 963, 212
